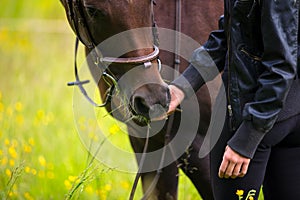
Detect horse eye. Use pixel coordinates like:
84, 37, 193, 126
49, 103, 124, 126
85, 6, 107, 19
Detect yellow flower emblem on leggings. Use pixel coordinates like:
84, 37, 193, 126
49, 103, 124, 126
236, 190, 244, 199
236, 189, 256, 200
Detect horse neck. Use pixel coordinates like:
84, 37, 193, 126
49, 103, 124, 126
153, 0, 223, 76
154, 0, 223, 44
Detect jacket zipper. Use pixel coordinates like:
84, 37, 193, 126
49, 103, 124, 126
240, 48, 262, 61
226, 5, 235, 132
226, 0, 261, 132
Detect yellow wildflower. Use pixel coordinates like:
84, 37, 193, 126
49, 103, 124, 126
64, 180, 72, 190
36, 109, 45, 120
109, 124, 120, 135
28, 138, 35, 146
88, 132, 99, 141
1, 156, 8, 166
78, 116, 86, 124
104, 184, 112, 191
45, 112, 54, 124
31, 168, 37, 175
16, 114, 24, 126
5, 139, 10, 146
38, 170, 45, 178
25, 166, 31, 173
98, 190, 107, 200
8, 191, 13, 197
75, 179, 80, 184
121, 181, 130, 189
79, 124, 86, 131
12, 184, 17, 190
9, 159, 15, 167
23, 145, 32, 153
6, 168, 12, 177
85, 185, 94, 194
15, 102, 23, 112
249, 197, 254, 200
34, 109, 45, 125
68, 175, 77, 182
47, 171, 55, 179
24, 192, 34, 200
47, 163, 54, 170
8, 146, 17, 158
38, 155, 46, 167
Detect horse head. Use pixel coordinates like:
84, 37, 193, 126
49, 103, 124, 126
60, 0, 170, 124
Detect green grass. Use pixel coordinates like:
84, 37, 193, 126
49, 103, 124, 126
0, 1, 264, 199
0, 1, 143, 199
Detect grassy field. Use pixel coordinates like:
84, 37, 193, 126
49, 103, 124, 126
0, 1, 264, 200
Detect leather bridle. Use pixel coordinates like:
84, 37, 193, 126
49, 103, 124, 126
65, 0, 161, 107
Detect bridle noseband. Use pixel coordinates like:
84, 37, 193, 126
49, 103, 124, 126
65, 0, 161, 107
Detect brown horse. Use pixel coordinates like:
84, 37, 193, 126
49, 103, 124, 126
60, 0, 223, 199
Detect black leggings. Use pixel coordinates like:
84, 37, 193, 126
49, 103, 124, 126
210, 114, 300, 200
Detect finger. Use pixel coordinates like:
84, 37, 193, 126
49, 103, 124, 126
231, 163, 242, 179
167, 105, 176, 114
167, 100, 179, 114
224, 162, 235, 179
238, 161, 250, 177
218, 159, 229, 178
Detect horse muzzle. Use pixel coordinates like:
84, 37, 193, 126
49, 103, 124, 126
130, 83, 171, 124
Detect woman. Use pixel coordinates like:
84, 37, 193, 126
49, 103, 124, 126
168, 0, 300, 199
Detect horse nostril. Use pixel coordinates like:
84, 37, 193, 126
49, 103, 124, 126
130, 84, 170, 121
133, 97, 150, 117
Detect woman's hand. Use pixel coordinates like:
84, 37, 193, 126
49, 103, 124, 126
167, 85, 185, 114
218, 145, 251, 179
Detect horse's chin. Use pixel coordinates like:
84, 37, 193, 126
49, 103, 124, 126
128, 103, 168, 126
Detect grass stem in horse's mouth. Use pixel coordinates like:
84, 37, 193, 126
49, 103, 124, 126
175, 108, 182, 112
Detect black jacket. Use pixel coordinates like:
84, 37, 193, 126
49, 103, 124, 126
172, 0, 300, 158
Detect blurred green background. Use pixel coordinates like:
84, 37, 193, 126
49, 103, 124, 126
0, 1, 202, 199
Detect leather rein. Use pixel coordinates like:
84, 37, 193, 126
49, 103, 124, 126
130, 1, 182, 199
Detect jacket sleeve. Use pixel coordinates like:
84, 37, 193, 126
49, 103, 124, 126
171, 16, 227, 98
228, 0, 299, 158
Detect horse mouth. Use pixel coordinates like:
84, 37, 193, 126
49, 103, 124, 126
129, 103, 169, 126
128, 87, 171, 126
